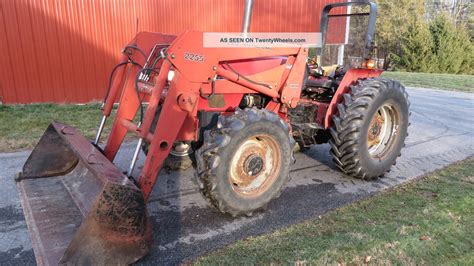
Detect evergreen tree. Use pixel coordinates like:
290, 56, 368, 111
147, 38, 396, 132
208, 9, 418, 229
430, 13, 473, 74
392, 18, 435, 72
374, 0, 426, 68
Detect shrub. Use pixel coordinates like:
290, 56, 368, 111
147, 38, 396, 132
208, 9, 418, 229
392, 12, 473, 74
392, 18, 436, 73
430, 13, 473, 74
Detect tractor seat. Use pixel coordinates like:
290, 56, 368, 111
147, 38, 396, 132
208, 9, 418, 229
305, 77, 333, 89
308, 64, 339, 78
304, 64, 334, 89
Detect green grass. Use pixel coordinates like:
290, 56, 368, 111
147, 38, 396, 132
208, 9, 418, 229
382, 71, 474, 92
197, 158, 474, 265
0, 104, 112, 152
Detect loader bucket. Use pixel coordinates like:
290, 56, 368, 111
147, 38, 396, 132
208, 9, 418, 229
15, 122, 152, 265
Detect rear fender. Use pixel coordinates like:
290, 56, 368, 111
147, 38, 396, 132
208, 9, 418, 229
324, 69, 382, 128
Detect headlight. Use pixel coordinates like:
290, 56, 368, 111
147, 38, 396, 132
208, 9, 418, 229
167, 70, 175, 81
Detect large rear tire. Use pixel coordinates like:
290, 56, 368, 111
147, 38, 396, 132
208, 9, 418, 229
195, 108, 295, 217
329, 78, 409, 180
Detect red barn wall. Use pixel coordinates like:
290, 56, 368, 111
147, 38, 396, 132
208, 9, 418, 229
0, 0, 347, 104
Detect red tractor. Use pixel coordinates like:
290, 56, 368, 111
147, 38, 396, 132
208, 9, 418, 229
16, 1, 409, 264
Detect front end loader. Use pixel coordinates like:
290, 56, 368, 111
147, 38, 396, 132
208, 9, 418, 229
16, 1, 409, 264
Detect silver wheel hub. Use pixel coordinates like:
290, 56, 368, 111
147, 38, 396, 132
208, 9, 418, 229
367, 103, 400, 158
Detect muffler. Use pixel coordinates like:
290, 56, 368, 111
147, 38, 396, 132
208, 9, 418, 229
15, 122, 152, 265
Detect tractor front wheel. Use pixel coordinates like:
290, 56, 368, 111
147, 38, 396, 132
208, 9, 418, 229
329, 78, 409, 180
196, 108, 295, 217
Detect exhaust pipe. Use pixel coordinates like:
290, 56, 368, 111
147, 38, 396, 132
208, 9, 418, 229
242, 0, 254, 34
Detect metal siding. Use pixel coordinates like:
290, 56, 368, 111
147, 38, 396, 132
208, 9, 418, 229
0, 0, 346, 104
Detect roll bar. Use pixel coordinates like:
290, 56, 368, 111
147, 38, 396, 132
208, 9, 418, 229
320, 0, 377, 59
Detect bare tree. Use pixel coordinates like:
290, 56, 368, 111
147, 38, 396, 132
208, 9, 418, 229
427, 0, 471, 25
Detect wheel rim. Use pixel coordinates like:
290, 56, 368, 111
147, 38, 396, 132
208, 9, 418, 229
367, 103, 400, 158
229, 134, 281, 196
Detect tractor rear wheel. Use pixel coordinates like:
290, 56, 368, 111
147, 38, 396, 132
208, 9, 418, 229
329, 78, 409, 180
196, 108, 295, 217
